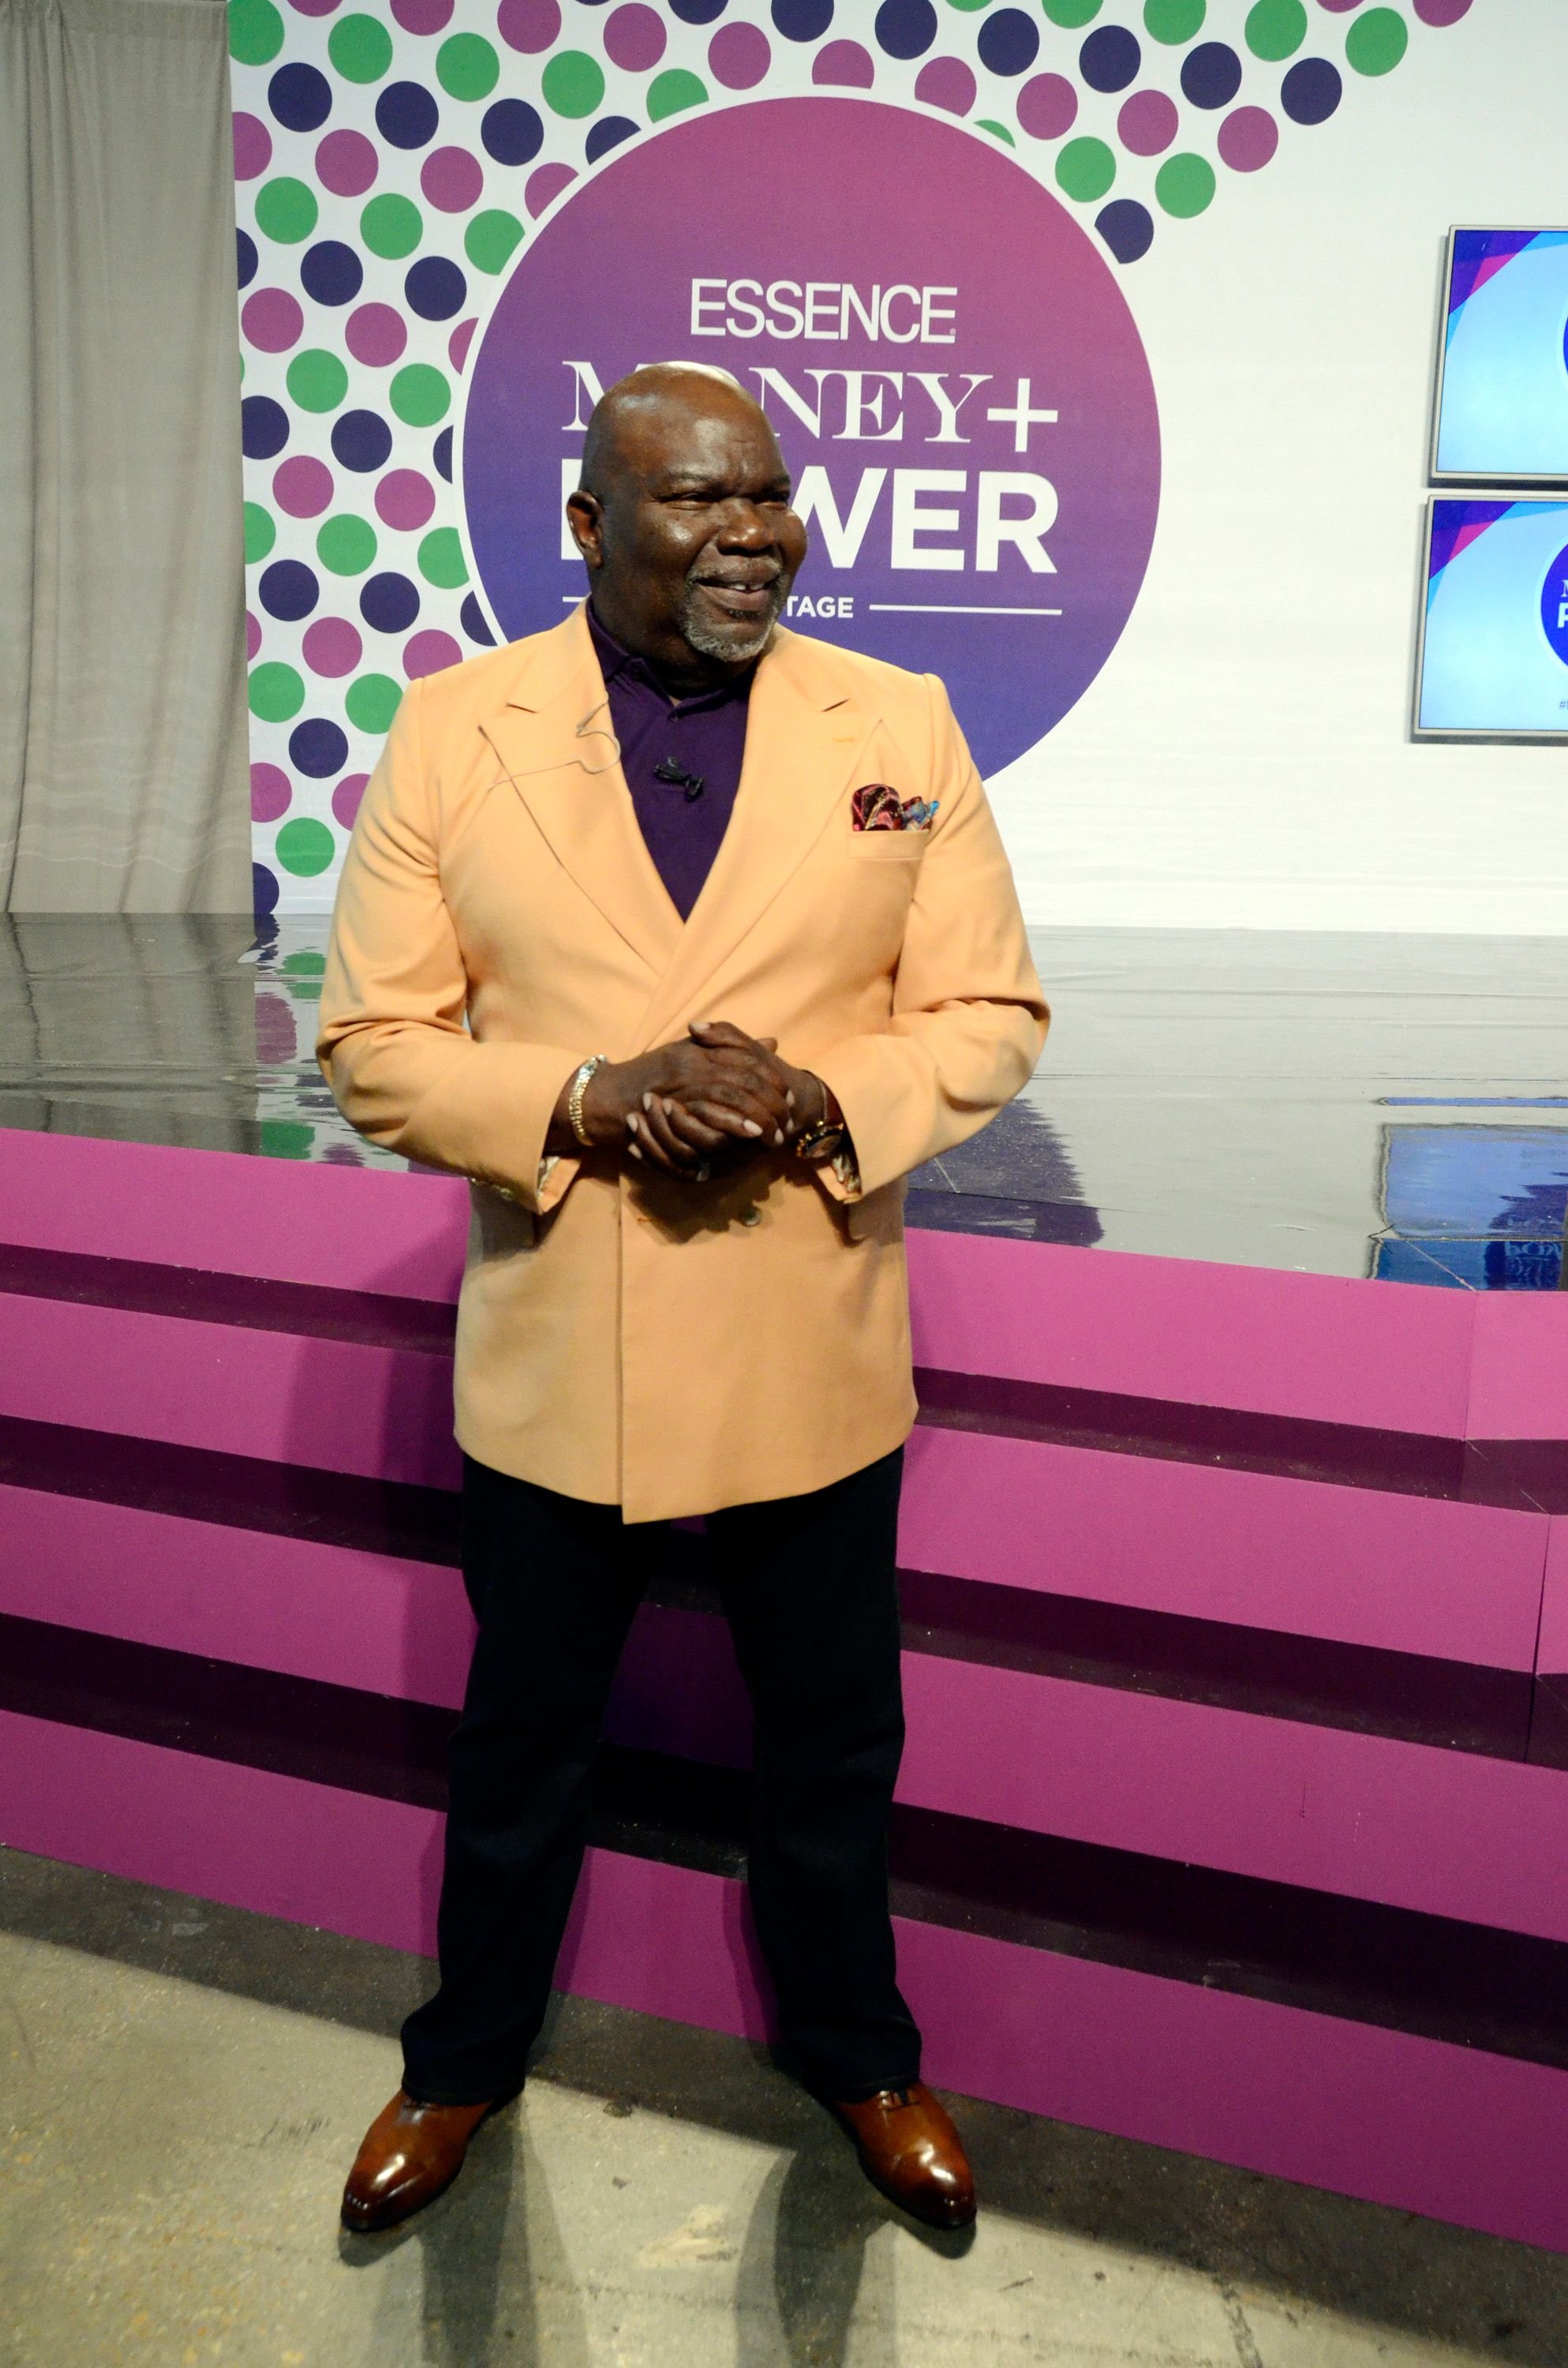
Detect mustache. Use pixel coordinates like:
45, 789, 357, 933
686, 563, 784, 591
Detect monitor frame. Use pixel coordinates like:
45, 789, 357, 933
1412, 493, 1568, 743
1430, 224, 1568, 489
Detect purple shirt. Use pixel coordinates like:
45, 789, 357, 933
587, 605, 753, 922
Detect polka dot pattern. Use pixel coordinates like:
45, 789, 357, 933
234, 0, 1477, 901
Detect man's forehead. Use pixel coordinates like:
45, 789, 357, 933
616, 401, 785, 481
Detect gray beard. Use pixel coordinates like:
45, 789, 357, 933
678, 579, 784, 664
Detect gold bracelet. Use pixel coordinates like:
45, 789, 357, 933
568, 1055, 608, 1148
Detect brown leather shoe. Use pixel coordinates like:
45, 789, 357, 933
832, 2082, 976, 2229
340, 2089, 502, 2233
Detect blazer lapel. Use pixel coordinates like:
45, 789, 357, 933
480, 608, 683, 977
634, 628, 880, 1051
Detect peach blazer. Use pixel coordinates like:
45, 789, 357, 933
319, 604, 1047, 1522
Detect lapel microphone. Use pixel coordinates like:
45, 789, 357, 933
653, 756, 705, 801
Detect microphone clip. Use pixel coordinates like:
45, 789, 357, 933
653, 756, 705, 802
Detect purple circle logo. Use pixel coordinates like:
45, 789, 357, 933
459, 96, 1160, 777
1542, 541, 1568, 667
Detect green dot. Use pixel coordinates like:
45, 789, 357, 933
1346, 6, 1408, 75
244, 502, 276, 565
1042, 0, 1101, 24
346, 673, 403, 734
286, 348, 350, 414
1155, 150, 1216, 217
275, 818, 338, 879
317, 514, 378, 575
1055, 137, 1116, 203
249, 662, 305, 722
975, 118, 1017, 147
228, 0, 283, 65
944, 0, 991, 9
390, 364, 450, 428
465, 208, 525, 274
417, 527, 469, 590
436, 31, 500, 99
282, 950, 327, 976
259, 1120, 314, 1159
1244, 0, 1304, 56
1143, 0, 1204, 40
328, 12, 393, 83
648, 68, 707, 122
361, 193, 423, 260
541, 50, 605, 118
253, 176, 319, 245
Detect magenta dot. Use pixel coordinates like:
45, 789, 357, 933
813, 39, 874, 88
346, 302, 408, 367
497, 0, 559, 52
421, 146, 484, 213
273, 455, 335, 518
1016, 73, 1078, 141
1413, 0, 1471, 21
316, 129, 379, 199
708, 21, 769, 88
242, 287, 304, 354
405, 630, 462, 680
914, 57, 976, 116
246, 611, 263, 661
233, 112, 272, 181
1117, 88, 1177, 156
604, 2, 665, 71
376, 469, 437, 529
1315, 1, 1363, 10
1218, 104, 1278, 172
393, 0, 453, 28
251, 763, 292, 823
449, 317, 477, 373
303, 616, 364, 677
526, 162, 577, 218
289, 0, 342, 15
332, 774, 370, 830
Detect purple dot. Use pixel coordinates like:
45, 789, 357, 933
251, 763, 292, 822
253, 864, 281, 920
1218, 103, 1278, 171
497, 0, 559, 51
914, 56, 975, 114
405, 629, 462, 679
393, 0, 454, 28
449, 317, 477, 372
813, 39, 875, 87
346, 302, 409, 366
1181, 40, 1242, 108
1117, 88, 1177, 155
1281, 54, 1340, 122
246, 611, 263, 661
234, 111, 272, 181
526, 161, 577, 216
333, 773, 370, 830
274, 455, 335, 517
604, 2, 666, 70
242, 287, 304, 354
709, 21, 770, 86
376, 468, 436, 529
1315, 1, 1362, 10
316, 129, 378, 198
421, 145, 485, 212
303, 616, 364, 677
1016, 72, 1077, 139
1413, 0, 1471, 21
289, 0, 343, 16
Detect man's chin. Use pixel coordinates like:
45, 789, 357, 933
680, 607, 781, 665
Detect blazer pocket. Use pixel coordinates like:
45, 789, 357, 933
848, 830, 930, 861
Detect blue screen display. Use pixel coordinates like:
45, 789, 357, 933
1435, 229, 1568, 482
1417, 496, 1568, 735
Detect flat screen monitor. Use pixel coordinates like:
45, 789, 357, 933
1432, 227, 1568, 485
1414, 496, 1568, 739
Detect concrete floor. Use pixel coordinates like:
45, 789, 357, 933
3, 1850, 1568, 2367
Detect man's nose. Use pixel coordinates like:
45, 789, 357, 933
713, 501, 776, 548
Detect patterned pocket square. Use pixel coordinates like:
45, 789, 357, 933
851, 783, 940, 832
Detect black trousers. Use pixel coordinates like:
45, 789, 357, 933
401, 1446, 920, 2107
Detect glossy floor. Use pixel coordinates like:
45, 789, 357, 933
5, 1847, 1568, 2368
1, 916, 1563, 1286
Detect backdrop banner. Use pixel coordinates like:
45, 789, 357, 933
230, 0, 1488, 920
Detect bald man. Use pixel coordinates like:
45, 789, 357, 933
323, 365, 1047, 2235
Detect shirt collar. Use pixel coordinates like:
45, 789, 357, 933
586, 600, 754, 714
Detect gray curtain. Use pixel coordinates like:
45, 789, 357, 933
0, 0, 250, 911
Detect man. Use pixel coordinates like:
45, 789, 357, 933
320, 364, 1047, 2235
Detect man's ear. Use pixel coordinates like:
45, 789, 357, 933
564, 489, 603, 568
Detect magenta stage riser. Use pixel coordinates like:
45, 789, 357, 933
0, 1295, 461, 1490
6, 1708, 1568, 2257
1469, 1298, 1568, 1444
902, 1426, 1549, 1669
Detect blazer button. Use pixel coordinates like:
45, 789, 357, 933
741, 1206, 763, 1227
